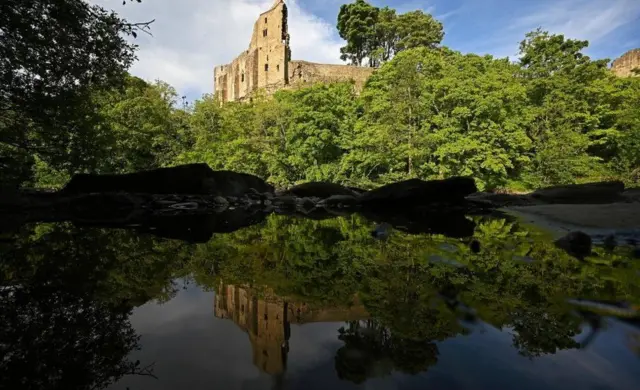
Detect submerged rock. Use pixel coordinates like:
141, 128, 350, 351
531, 181, 625, 204
278, 182, 357, 199
555, 231, 592, 259
358, 177, 477, 207
61, 164, 274, 197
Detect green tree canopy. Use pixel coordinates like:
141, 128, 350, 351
337, 1, 444, 67
0, 0, 141, 186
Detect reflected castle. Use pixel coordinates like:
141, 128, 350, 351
213, 282, 368, 374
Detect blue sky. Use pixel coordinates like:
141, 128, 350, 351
302, 0, 640, 59
91, 0, 640, 101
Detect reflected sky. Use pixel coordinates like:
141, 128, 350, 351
109, 281, 640, 390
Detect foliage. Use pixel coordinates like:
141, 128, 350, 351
3, 213, 639, 387
337, 1, 444, 67
0, 0, 138, 186
177, 26, 638, 190
2, 1, 638, 191
337, 0, 379, 66
352, 48, 532, 188
517, 29, 625, 186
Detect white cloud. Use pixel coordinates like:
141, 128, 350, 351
509, 0, 640, 44
458, 0, 640, 60
89, 0, 345, 100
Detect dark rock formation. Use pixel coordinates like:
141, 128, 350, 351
0, 187, 26, 209
318, 195, 359, 209
278, 182, 357, 199
358, 177, 477, 207
555, 231, 592, 259
531, 181, 625, 204
61, 164, 274, 197
465, 192, 539, 208
359, 208, 476, 238
623, 189, 640, 203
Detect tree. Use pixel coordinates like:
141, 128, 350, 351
370, 7, 398, 67
337, 2, 444, 68
517, 29, 615, 186
0, 0, 145, 187
92, 76, 191, 173
337, 0, 379, 66
352, 48, 532, 188
395, 10, 444, 52
610, 77, 640, 184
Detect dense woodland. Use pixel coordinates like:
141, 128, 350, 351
1, 0, 639, 191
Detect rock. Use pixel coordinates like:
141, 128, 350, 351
371, 223, 392, 240
466, 192, 538, 208
61, 164, 274, 197
278, 182, 357, 199
296, 197, 319, 213
555, 231, 592, 259
622, 189, 640, 203
0, 187, 24, 208
317, 195, 358, 209
531, 181, 625, 204
272, 196, 297, 209
347, 186, 367, 195
169, 202, 199, 210
359, 209, 476, 238
214, 196, 229, 206
358, 177, 477, 207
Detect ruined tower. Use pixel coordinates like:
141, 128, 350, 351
214, 0, 290, 103
612, 49, 640, 78
213, 0, 375, 103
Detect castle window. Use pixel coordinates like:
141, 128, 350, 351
276, 64, 280, 71
263, 29, 268, 37
265, 17, 268, 23
241, 73, 244, 82
265, 64, 269, 71
267, 55, 269, 61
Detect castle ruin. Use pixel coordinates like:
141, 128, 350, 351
214, 283, 368, 374
612, 49, 640, 78
213, 0, 375, 103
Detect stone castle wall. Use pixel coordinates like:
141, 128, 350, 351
612, 49, 640, 77
214, 0, 290, 103
213, 0, 376, 103
213, 283, 368, 374
288, 60, 375, 90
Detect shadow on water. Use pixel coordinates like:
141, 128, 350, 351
1, 210, 639, 389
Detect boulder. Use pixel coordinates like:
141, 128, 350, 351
317, 195, 359, 209
278, 182, 357, 199
60, 164, 274, 197
622, 188, 640, 203
555, 231, 592, 259
0, 187, 24, 208
358, 177, 477, 207
347, 186, 367, 195
531, 181, 625, 204
359, 209, 476, 238
465, 192, 539, 208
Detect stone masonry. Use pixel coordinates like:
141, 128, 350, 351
612, 49, 640, 77
213, 0, 375, 103
214, 283, 368, 374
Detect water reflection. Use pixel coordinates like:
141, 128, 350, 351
214, 283, 369, 376
1, 213, 639, 390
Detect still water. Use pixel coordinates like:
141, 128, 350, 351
1, 212, 639, 390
